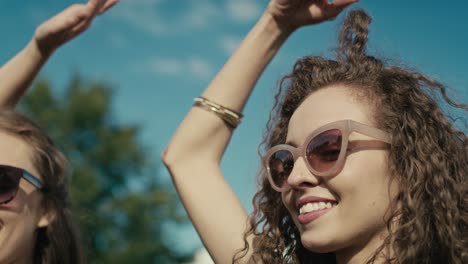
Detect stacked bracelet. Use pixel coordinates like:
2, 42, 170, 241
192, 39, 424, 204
193, 96, 243, 128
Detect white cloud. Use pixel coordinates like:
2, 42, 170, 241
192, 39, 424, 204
148, 58, 184, 75
111, 0, 168, 35
188, 57, 214, 78
142, 57, 213, 78
219, 35, 242, 55
226, 0, 262, 22
111, 0, 263, 37
111, 0, 223, 36
182, 1, 221, 29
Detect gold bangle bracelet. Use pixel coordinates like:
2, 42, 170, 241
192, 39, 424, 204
193, 97, 243, 128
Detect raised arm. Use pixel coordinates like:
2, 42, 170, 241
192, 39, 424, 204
162, 0, 357, 263
0, 0, 118, 108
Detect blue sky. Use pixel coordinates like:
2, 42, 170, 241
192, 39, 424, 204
1, 0, 467, 257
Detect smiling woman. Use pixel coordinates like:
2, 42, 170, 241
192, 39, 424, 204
0, 0, 118, 263
0, 110, 82, 264
163, 0, 467, 263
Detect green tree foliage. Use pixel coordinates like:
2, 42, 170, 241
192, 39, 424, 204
20, 76, 191, 263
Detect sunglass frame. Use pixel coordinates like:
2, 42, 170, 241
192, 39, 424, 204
264, 120, 391, 192
0, 164, 44, 204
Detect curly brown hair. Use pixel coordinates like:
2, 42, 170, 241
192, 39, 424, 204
235, 9, 468, 264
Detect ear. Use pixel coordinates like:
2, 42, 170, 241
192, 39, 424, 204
37, 208, 56, 228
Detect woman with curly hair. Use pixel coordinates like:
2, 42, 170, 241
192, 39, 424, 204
163, 0, 467, 263
0, 0, 117, 263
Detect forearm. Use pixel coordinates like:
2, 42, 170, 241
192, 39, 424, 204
203, 13, 291, 110
0, 40, 50, 108
164, 0, 358, 260
165, 12, 292, 164
163, 12, 292, 264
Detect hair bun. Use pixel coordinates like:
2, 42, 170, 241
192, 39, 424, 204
337, 9, 372, 62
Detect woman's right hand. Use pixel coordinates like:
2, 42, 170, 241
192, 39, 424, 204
0, 0, 118, 108
267, 0, 358, 32
33, 0, 118, 57
163, 1, 357, 263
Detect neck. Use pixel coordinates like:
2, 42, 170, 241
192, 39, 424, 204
334, 231, 391, 264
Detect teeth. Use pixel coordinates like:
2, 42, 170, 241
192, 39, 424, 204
299, 202, 336, 214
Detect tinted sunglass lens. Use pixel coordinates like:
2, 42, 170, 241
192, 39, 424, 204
306, 129, 343, 173
268, 150, 294, 189
0, 168, 21, 204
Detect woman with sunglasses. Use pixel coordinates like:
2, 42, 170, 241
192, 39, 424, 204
163, 0, 467, 263
0, 1, 117, 263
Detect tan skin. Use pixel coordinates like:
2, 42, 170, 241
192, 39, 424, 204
0, 0, 118, 107
0, 1, 117, 263
163, 0, 358, 263
33, 0, 118, 57
0, 131, 48, 264
267, 0, 354, 30
283, 85, 398, 263
0, 0, 359, 262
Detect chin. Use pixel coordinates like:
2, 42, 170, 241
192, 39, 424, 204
301, 242, 337, 254
300, 232, 342, 254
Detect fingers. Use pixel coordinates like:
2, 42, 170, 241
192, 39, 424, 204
329, 0, 359, 8
272, 0, 299, 6
87, 0, 118, 16
49, 0, 117, 35
87, 0, 107, 14
33, 0, 116, 54
70, 20, 92, 38
98, 0, 119, 15
325, 0, 358, 19
40, 4, 88, 36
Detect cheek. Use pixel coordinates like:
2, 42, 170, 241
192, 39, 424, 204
340, 151, 391, 189
333, 151, 395, 218
0, 187, 44, 254
0, 210, 38, 262
281, 191, 301, 226
281, 191, 306, 234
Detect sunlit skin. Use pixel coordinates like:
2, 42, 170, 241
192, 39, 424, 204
0, 131, 50, 264
281, 84, 399, 264
0, 0, 119, 108
33, 0, 119, 57
0, 1, 117, 263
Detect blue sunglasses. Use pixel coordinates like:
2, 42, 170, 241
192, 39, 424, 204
0, 164, 44, 204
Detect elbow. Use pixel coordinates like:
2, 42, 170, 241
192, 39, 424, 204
161, 144, 188, 171
162, 144, 219, 172
161, 146, 175, 170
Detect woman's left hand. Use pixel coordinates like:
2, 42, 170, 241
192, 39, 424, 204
266, 0, 358, 32
33, 0, 119, 57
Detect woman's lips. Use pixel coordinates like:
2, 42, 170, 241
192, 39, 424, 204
295, 196, 338, 225
297, 207, 333, 224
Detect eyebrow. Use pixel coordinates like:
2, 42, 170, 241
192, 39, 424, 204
284, 139, 299, 148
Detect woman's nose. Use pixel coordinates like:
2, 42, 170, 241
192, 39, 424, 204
286, 157, 321, 189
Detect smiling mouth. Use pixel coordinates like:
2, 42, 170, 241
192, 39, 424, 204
299, 201, 337, 215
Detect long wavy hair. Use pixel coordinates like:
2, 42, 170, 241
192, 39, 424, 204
0, 110, 84, 264
235, 9, 468, 264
